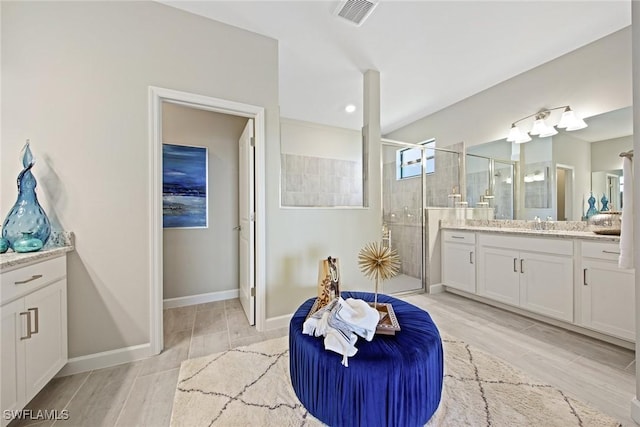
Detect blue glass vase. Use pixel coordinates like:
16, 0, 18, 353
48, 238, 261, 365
1, 141, 51, 249
13, 232, 43, 253
0, 237, 8, 254
600, 193, 609, 212
585, 192, 598, 219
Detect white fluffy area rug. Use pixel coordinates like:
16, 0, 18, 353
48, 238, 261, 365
170, 335, 622, 427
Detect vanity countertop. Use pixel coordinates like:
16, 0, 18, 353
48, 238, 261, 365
441, 224, 620, 242
0, 232, 74, 272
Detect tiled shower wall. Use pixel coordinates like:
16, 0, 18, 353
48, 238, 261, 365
281, 153, 363, 207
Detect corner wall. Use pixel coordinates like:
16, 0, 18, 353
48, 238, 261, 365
1, 1, 279, 358
385, 27, 632, 149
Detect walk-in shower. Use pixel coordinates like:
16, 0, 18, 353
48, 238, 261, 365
381, 139, 462, 294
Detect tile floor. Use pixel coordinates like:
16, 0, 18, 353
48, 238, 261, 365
9, 292, 637, 426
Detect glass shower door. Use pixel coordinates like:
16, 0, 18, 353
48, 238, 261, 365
381, 141, 425, 294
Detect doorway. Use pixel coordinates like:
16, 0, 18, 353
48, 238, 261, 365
149, 87, 266, 355
555, 164, 574, 221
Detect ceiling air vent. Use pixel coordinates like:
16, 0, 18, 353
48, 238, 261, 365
333, 0, 379, 26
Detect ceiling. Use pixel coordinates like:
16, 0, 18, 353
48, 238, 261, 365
160, 1, 631, 134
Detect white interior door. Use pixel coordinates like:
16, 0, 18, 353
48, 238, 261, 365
238, 119, 255, 325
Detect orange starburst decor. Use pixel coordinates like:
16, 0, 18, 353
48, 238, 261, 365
358, 241, 401, 307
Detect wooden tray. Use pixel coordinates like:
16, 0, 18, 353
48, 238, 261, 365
370, 302, 401, 335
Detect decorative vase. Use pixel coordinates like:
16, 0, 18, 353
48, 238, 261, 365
585, 192, 598, 219
600, 194, 610, 212
1, 141, 51, 249
0, 237, 9, 254
13, 232, 43, 253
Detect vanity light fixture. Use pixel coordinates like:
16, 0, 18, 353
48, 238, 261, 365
506, 105, 587, 144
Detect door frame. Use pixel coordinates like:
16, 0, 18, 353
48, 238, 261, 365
148, 86, 266, 355
555, 163, 575, 221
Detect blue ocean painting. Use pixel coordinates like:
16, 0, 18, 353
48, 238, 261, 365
163, 144, 208, 228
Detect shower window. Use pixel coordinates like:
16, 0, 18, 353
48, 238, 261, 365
396, 139, 436, 179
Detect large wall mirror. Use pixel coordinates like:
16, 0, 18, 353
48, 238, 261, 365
466, 106, 633, 221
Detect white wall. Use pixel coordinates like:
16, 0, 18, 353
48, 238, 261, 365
633, 1, 640, 420
385, 27, 632, 149
162, 103, 248, 300
1, 1, 279, 358
591, 135, 633, 172
280, 118, 361, 161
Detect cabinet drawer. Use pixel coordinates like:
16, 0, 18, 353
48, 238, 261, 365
478, 233, 572, 256
443, 230, 475, 244
1, 256, 66, 305
581, 241, 624, 262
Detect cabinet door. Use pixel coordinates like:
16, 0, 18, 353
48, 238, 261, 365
1, 299, 26, 423
581, 259, 635, 341
442, 242, 476, 293
23, 280, 67, 402
519, 252, 573, 322
477, 246, 519, 305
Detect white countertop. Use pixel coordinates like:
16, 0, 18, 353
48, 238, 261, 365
0, 246, 74, 272
0, 231, 75, 272
441, 224, 620, 242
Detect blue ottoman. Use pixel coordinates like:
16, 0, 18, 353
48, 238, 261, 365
289, 291, 443, 427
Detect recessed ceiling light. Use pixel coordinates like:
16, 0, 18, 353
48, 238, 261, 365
345, 104, 356, 113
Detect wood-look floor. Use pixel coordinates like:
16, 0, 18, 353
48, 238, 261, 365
11, 292, 637, 426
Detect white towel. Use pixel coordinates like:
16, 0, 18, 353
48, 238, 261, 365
302, 297, 380, 366
619, 156, 634, 269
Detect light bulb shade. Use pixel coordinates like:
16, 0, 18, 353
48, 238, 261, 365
557, 108, 587, 130
514, 132, 532, 144
530, 118, 555, 136
507, 125, 522, 142
507, 125, 531, 143
538, 126, 558, 138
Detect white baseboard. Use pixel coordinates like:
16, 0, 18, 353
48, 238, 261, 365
57, 343, 152, 376
631, 398, 640, 424
264, 313, 292, 331
163, 289, 239, 309
429, 283, 445, 294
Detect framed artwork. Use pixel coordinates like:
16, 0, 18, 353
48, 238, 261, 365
162, 143, 208, 228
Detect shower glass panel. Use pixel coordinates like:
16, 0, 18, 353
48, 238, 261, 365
466, 153, 515, 219
493, 160, 515, 219
381, 141, 425, 294
466, 155, 491, 208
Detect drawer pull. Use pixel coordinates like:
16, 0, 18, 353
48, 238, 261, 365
451, 236, 465, 239
520, 259, 525, 274
20, 311, 32, 340
513, 258, 518, 273
583, 268, 588, 286
469, 251, 474, 264
14, 274, 43, 285
28, 307, 39, 335
602, 250, 620, 255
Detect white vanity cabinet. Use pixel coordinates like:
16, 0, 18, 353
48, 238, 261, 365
579, 241, 635, 341
477, 234, 574, 322
1, 255, 68, 426
441, 231, 476, 293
